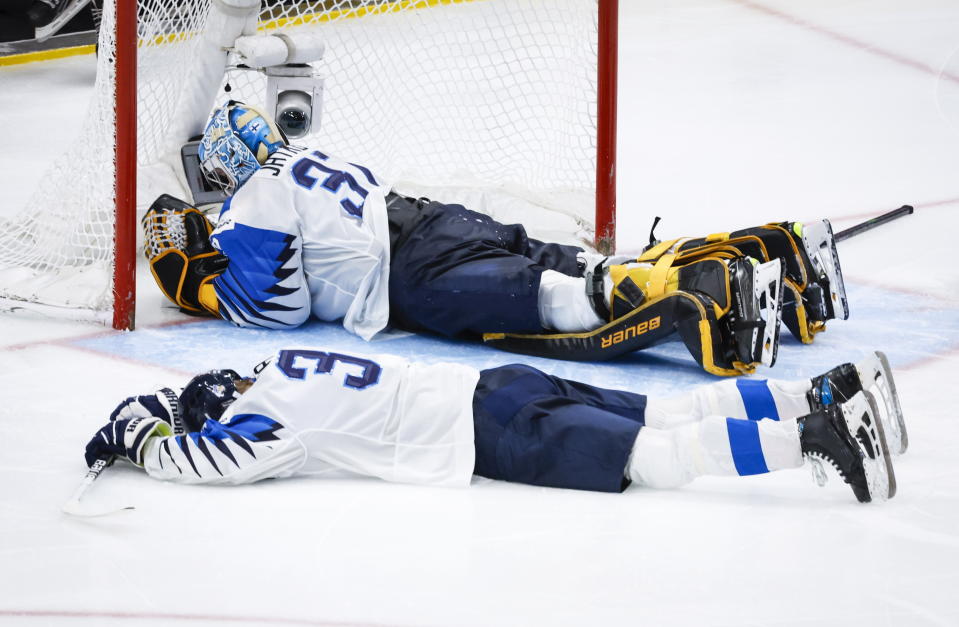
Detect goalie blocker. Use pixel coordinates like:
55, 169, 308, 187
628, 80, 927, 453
143, 194, 228, 316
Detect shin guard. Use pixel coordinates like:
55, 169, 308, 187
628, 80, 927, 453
644, 220, 847, 343
484, 254, 783, 376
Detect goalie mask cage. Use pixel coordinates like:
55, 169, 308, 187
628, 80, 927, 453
0, 0, 618, 330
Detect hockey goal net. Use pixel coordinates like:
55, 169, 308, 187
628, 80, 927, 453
0, 0, 617, 329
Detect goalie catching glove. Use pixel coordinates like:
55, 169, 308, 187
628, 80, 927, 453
143, 194, 228, 316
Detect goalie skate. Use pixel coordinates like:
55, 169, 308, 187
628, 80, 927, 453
799, 219, 849, 321
800, 391, 896, 503
727, 257, 784, 368
808, 351, 907, 455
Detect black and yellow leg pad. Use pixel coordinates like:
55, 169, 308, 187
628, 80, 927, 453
605, 255, 734, 321
645, 222, 835, 344
484, 289, 757, 376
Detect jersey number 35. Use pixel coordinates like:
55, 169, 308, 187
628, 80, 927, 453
291, 150, 379, 220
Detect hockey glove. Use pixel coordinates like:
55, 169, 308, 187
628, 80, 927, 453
143, 194, 229, 316
109, 388, 185, 435
84, 417, 172, 468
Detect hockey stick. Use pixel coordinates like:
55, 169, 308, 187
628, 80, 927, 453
835, 205, 914, 242
61, 456, 135, 518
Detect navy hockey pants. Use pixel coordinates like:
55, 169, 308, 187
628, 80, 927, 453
387, 195, 585, 337
472, 364, 647, 493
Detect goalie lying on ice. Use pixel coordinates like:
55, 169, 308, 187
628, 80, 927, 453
83, 349, 905, 503
144, 100, 848, 375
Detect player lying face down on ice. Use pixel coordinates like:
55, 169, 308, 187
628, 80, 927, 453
84, 348, 906, 503
143, 101, 848, 376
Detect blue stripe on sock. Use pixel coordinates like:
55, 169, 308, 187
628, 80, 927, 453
726, 418, 770, 476
736, 379, 780, 421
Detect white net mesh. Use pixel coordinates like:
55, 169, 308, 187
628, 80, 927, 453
142, 209, 188, 261
0, 0, 601, 321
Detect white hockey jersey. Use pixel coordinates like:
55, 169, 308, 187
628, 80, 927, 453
141, 348, 480, 488
209, 144, 392, 340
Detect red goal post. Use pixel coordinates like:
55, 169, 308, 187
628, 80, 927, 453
113, 0, 138, 330
595, 0, 618, 258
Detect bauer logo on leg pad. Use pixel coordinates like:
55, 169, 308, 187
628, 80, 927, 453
601, 316, 661, 349
482, 297, 681, 363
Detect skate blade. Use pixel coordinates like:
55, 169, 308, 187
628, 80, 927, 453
843, 392, 895, 502
752, 258, 784, 367
857, 351, 908, 455
863, 392, 897, 499
802, 220, 849, 320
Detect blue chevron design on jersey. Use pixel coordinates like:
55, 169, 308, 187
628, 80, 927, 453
212, 223, 304, 327
173, 414, 284, 477
208, 413, 284, 443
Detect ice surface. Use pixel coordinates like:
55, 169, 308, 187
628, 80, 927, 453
2, 1, 959, 625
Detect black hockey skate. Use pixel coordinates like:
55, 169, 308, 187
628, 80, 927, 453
799, 391, 896, 503
808, 351, 907, 455
723, 257, 784, 368
787, 219, 849, 323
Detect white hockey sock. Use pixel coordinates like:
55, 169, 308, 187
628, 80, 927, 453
537, 269, 604, 332
627, 416, 803, 489
644, 377, 813, 429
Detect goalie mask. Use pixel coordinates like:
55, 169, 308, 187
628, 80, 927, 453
198, 101, 286, 194
178, 369, 248, 431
